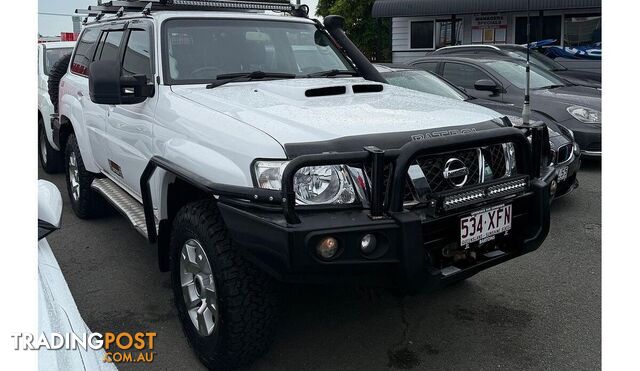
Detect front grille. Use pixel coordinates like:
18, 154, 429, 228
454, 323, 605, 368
556, 143, 573, 164
363, 143, 515, 206
416, 149, 481, 193
483, 144, 507, 178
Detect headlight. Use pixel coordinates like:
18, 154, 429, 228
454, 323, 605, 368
567, 105, 600, 124
253, 161, 357, 205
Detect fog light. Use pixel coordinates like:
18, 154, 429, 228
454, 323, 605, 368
317, 237, 338, 259
360, 234, 377, 254
550, 179, 558, 196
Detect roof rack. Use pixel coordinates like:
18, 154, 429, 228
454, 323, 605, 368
76, 0, 307, 23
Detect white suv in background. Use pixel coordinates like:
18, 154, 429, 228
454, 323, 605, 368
38, 41, 75, 173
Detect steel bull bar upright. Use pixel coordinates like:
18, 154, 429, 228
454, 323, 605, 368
140, 125, 552, 289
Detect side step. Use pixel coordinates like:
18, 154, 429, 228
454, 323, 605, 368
91, 178, 156, 239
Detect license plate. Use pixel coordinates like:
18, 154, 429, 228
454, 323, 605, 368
460, 204, 512, 246
557, 166, 569, 181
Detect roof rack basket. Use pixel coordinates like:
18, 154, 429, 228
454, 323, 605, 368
76, 0, 300, 21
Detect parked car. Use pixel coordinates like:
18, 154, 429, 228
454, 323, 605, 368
432, 44, 601, 88
409, 56, 601, 157
38, 41, 76, 173
375, 64, 580, 198
48, 1, 554, 369
38, 180, 116, 371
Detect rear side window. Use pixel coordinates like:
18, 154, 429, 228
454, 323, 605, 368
71, 28, 100, 76
442, 62, 493, 90
95, 31, 124, 62
122, 30, 152, 78
413, 61, 439, 74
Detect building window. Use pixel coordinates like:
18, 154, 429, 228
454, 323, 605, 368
564, 14, 601, 47
410, 21, 434, 49
471, 14, 507, 44
435, 19, 463, 48
515, 15, 562, 45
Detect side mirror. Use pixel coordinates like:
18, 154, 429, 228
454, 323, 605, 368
38, 180, 62, 240
474, 79, 500, 93
89, 60, 154, 105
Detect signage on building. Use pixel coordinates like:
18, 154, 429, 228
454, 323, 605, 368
472, 14, 507, 44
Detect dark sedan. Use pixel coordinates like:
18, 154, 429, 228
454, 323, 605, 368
431, 44, 601, 89
375, 64, 580, 198
409, 56, 601, 158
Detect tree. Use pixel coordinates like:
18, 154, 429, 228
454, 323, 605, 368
316, 0, 391, 62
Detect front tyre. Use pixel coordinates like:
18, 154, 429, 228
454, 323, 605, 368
170, 200, 277, 370
38, 116, 63, 173
64, 134, 106, 218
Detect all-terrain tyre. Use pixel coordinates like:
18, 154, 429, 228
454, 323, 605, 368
38, 115, 64, 173
170, 200, 278, 370
47, 53, 71, 113
64, 134, 106, 219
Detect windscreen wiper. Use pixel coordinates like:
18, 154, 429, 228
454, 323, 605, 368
206, 71, 296, 89
305, 69, 359, 78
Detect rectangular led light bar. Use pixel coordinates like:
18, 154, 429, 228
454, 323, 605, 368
171, 0, 293, 11
441, 176, 528, 211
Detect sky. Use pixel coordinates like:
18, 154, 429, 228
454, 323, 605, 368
38, 0, 319, 37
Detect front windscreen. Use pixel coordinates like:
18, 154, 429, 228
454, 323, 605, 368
162, 19, 355, 84
382, 70, 466, 101
485, 60, 565, 90
44, 48, 73, 75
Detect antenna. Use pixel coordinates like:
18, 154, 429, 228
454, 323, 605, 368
521, 0, 531, 125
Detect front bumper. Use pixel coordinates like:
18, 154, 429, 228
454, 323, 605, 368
560, 120, 601, 158
218, 173, 551, 291
553, 148, 581, 199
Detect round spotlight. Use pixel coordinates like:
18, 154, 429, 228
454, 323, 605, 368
550, 179, 558, 196
316, 237, 339, 259
360, 234, 377, 254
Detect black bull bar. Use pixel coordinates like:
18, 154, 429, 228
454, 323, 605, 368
140, 126, 547, 243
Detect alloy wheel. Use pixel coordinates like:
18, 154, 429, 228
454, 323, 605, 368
180, 239, 219, 337
68, 151, 80, 201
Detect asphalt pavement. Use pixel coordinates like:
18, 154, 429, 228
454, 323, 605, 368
39, 160, 601, 370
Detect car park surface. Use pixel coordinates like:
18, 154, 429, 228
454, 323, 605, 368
39, 160, 601, 370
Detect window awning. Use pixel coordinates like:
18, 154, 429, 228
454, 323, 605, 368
372, 0, 601, 18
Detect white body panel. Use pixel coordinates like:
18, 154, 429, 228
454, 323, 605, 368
38, 180, 116, 370
39, 238, 118, 371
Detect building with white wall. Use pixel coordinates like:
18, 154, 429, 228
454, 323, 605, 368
372, 0, 601, 63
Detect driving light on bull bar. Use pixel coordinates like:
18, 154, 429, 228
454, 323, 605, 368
317, 237, 339, 259
360, 234, 377, 254
253, 161, 357, 205
443, 189, 485, 209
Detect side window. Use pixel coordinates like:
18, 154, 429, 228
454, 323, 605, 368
122, 30, 152, 78
70, 28, 100, 76
414, 62, 439, 74
442, 62, 492, 90
95, 31, 124, 62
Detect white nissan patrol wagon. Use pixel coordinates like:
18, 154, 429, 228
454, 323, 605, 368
50, 1, 555, 369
